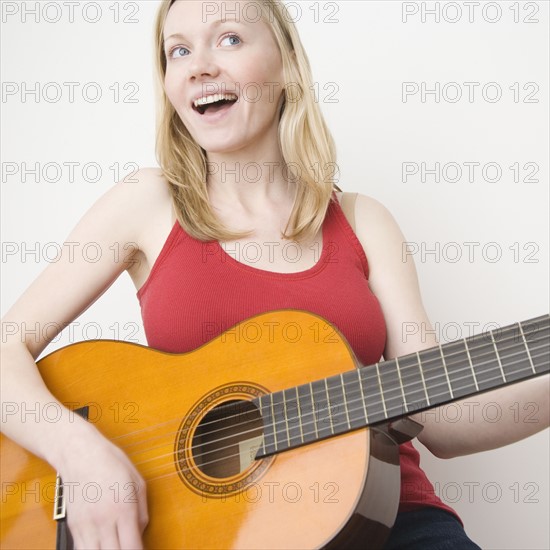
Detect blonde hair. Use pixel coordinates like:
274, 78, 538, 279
153, 0, 340, 242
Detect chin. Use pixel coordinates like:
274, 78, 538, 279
199, 139, 246, 155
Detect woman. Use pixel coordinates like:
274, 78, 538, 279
1, 1, 548, 548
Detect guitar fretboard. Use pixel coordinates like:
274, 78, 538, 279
254, 314, 549, 458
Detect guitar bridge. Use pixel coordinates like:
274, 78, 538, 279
52, 406, 89, 522
53, 473, 66, 520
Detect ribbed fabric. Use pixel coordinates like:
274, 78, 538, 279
137, 193, 461, 522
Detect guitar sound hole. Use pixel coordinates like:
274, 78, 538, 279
192, 400, 264, 479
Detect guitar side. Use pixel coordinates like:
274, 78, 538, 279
0, 310, 399, 549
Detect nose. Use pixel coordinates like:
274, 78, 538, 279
187, 46, 220, 81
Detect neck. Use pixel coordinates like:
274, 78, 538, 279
253, 314, 550, 458
204, 126, 293, 209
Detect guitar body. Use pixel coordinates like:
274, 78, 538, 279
0, 310, 400, 549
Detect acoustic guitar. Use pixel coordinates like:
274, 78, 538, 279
1, 309, 548, 549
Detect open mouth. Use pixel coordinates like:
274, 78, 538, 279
192, 95, 238, 116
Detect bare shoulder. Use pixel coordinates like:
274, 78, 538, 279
91, 167, 174, 247
355, 193, 400, 229
115, 167, 172, 223
350, 193, 432, 359
334, 191, 406, 278
336, 191, 397, 224
110, 167, 170, 207
349, 193, 406, 254
123, 167, 170, 198
111, 167, 175, 287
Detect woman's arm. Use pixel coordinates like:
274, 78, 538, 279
1, 168, 167, 548
352, 193, 549, 458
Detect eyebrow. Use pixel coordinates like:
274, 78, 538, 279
164, 18, 242, 44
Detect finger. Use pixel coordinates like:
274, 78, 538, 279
117, 521, 144, 550
72, 529, 100, 550
97, 525, 121, 550
137, 484, 149, 531
72, 519, 120, 550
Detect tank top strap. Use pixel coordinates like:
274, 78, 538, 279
327, 192, 370, 279
136, 219, 188, 301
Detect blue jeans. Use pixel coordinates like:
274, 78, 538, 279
382, 508, 482, 550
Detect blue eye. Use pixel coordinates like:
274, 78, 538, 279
222, 33, 241, 46
170, 46, 189, 59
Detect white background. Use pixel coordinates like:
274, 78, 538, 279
1, 1, 549, 548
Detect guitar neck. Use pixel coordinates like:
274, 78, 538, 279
254, 314, 549, 458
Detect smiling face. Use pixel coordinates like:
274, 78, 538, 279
162, 0, 286, 156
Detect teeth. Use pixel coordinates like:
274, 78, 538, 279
193, 93, 238, 108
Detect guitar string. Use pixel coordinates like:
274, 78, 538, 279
110, 325, 549, 451
111, 335, 549, 466
112, 332, 549, 465
113, 347, 549, 481
136, 349, 550, 484
67, 347, 549, 487
110, 330, 548, 454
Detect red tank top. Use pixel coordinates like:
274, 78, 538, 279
137, 194, 461, 522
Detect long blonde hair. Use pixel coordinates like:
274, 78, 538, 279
153, 0, 340, 242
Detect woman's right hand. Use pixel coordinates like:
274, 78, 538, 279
54, 425, 149, 550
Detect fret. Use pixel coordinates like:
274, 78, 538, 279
256, 395, 276, 456
494, 323, 536, 382
398, 352, 430, 412
283, 388, 303, 447
532, 320, 549, 374
308, 382, 319, 441
374, 362, 389, 419
281, 390, 291, 447
523, 315, 550, 374
416, 352, 431, 406
395, 358, 409, 413
355, 369, 370, 425
359, 366, 387, 424
311, 379, 333, 438
376, 360, 402, 413
325, 375, 349, 432
297, 383, 317, 444
464, 330, 505, 391
342, 370, 369, 429
489, 331, 507, 382
463, 339, 480, 392
438, 344, 454, 399
417, 347, 453, 404
519, 317, 549, 374
340, 373, 352, 430
295, 387, 305, 444
271, 390, 287, 450
324, 379, 335, 434
518, 322, 536, 374
441, 340, 477, 399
